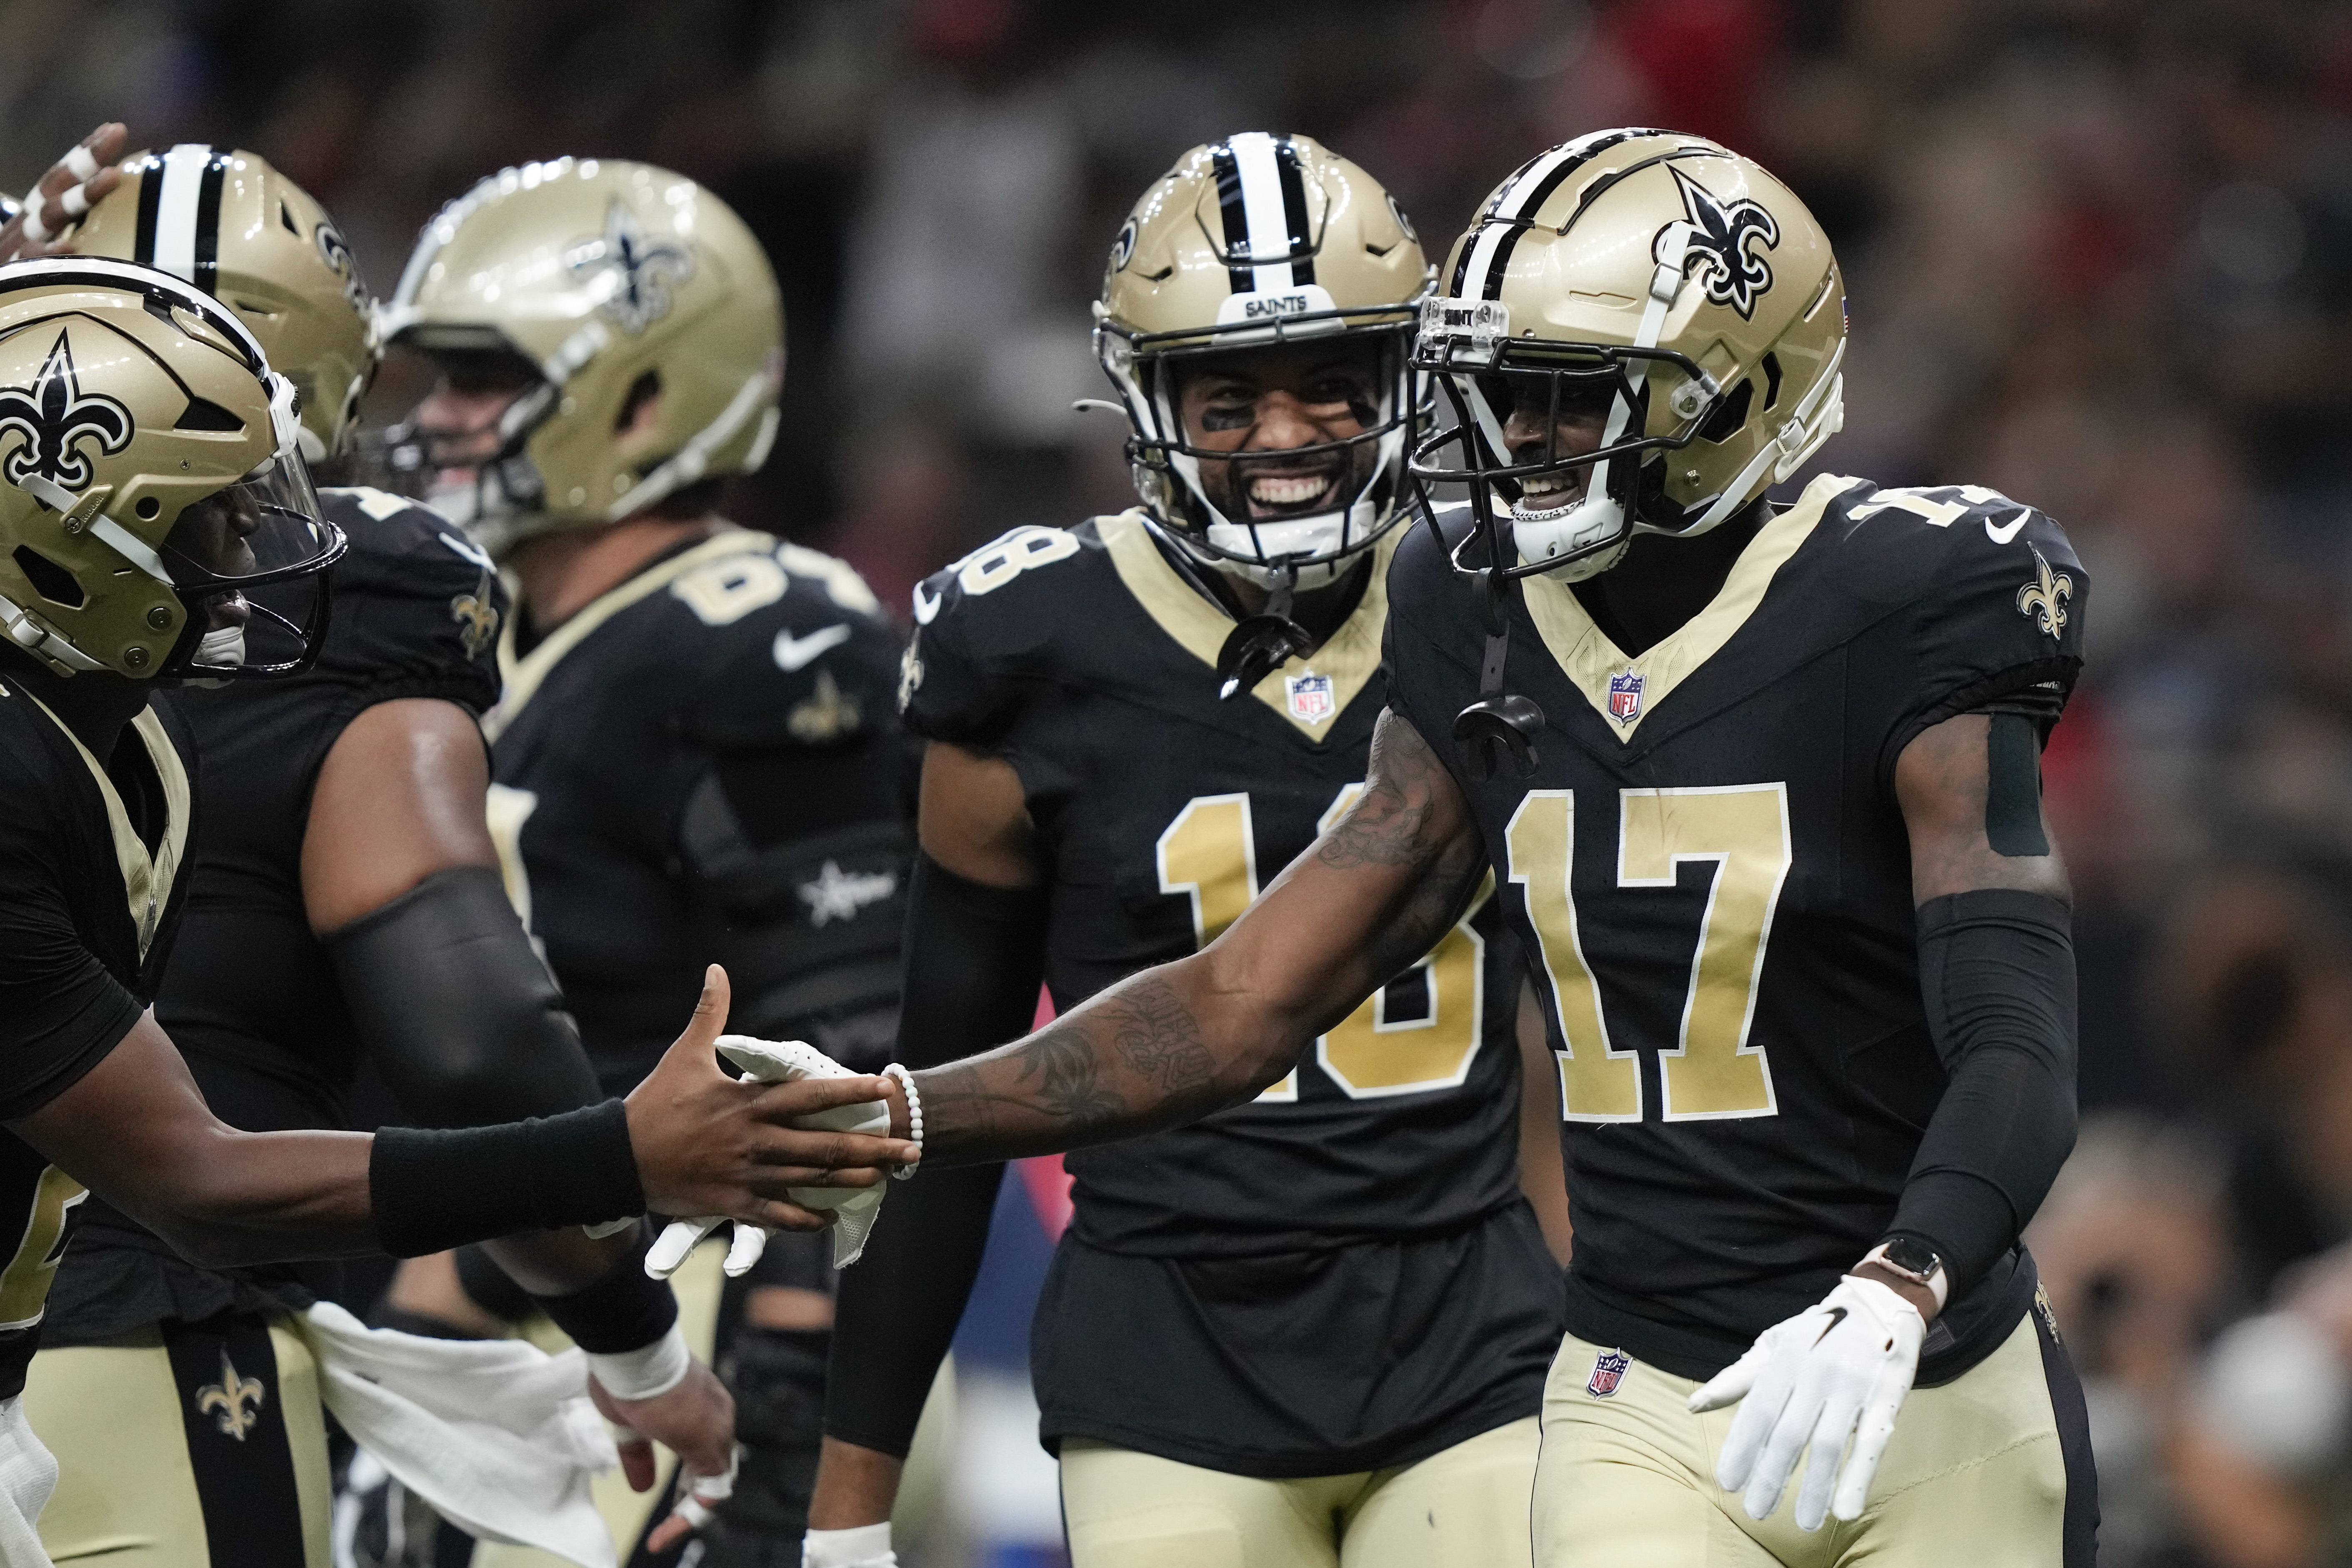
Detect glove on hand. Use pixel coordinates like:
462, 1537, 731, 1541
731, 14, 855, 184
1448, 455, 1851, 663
646, 1036, 893, 1277
1686, 1274, 1925, 1530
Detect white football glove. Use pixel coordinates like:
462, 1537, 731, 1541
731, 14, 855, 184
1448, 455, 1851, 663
646, 1037, 893, 1278
1686, 1274, 1926, 1530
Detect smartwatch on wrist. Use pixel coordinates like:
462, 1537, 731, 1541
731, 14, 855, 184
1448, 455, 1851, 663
1861, 1237, 1949, 1311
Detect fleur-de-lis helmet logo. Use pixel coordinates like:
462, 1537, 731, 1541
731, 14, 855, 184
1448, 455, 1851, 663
565, 200, 695, 335
1663, 165, 1781, 321
314, 220, 369, 311
0, 332, 134, 496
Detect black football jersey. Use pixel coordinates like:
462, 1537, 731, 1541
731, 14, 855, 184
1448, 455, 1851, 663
47, 486, 505, 1346
901, 512, 1533, 1254
1383, 475, 2090, 1385
0, 680, 194, 1396
487, 529, 912, 1094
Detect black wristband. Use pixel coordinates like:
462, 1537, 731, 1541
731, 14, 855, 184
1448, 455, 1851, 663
528, 1230, 679, 1354
369, 1100, 644, 1259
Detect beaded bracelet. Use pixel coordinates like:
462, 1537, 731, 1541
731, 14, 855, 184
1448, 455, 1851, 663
881, 1063, 923, 1179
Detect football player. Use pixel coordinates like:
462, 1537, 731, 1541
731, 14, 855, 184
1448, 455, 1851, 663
833, 130, 2096, 1568
377, 158, 914, 1562
18, 148, 740, 1564
806, 134, 1566, 1568
0, 258, 909, 1563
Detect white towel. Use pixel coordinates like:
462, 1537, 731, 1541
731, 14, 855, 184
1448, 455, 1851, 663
0, 1396, 55, 1568
297, 1302, 619, 1568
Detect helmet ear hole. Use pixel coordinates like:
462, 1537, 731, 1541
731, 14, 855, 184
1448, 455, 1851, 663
1761, 352, 1783, 410
13, 546, 85, 608
1697, 378, 1753, 444
135, 496, 161, 521
615, 369, 661, 434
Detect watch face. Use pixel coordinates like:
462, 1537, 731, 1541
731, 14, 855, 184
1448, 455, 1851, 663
1884, 1236, 1942, 1277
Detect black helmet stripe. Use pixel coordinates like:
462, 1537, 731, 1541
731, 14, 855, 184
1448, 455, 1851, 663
1212, 142, 1253, 293
1275, 138, 1315, 287
1211, 132, 1315, 296
134, 145, 231, 296
1461, 127, 1669, 301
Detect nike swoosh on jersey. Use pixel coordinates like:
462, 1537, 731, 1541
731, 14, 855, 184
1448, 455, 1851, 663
773, 623, 853, 672
912, 581, 943, 625
1984, 511, 2029, 544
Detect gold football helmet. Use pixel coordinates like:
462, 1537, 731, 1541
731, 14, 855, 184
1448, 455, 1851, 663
1411, 129, 1846, 582
1097, 133, 1431, 587
0, 258, 342, 680
377, 158, 784, 559
68, 145, 376, 462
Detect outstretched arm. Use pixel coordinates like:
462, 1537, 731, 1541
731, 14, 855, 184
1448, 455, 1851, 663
904, 709, 1488, 1164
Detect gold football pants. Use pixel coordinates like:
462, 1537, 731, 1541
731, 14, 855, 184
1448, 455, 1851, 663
1534, 1309, 2096, 1568
23, 1313, 332, 1567
1058, 1415, 1539, 1568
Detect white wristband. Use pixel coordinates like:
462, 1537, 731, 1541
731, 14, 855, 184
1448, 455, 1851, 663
804, 1522, 896, 1568
584, 1320, 690, 1401
881, 1063, 922, 1180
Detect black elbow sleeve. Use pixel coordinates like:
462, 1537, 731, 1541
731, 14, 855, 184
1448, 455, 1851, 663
819, 854, 1048, 1454
896, 852, 1050, 1068
1889, 889, 2079, 1292
327, 865, 601, 1127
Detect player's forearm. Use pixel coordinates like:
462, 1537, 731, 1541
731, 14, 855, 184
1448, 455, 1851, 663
478, 1222, 639, 1297
914, 952, 1292, 1163
809, 1438, 907, 1531
134, 1126, 382, 1266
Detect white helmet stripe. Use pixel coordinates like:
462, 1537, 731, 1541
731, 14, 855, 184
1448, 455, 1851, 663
146, 145, 218, 290
1227, 133, 1299, 293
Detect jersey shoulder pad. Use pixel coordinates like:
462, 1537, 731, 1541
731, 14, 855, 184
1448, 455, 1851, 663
313, 488, 504, 710
1826, 479, 2089, 726
899, 520, 1105, 745
664, 535, 904, 752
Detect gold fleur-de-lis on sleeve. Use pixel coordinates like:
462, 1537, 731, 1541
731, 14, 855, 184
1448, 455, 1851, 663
2016, 546, 2073, 639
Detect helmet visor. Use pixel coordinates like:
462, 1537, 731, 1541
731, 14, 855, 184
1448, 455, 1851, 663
158, 451, 346, 679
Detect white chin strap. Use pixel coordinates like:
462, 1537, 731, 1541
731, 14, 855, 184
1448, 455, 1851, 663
1513, 222, 1693, 581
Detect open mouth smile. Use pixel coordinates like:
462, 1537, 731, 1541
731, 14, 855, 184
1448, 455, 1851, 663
1241, 466, 1342, 519
1510, 464, 1588, 519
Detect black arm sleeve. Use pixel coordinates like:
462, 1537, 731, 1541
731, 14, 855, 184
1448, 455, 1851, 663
326, 865, 601, 1126
823, 852, 1049, 1456
1885, 889, 2079, 1293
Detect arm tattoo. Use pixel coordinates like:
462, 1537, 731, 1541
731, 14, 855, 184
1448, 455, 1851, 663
1318, 712, 1446, 870
914, 978, 1221, 1161
1099, 977, 1215, 1092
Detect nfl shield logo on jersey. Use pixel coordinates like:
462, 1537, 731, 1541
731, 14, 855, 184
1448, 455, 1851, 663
1286, 671, 1335, 724
1607, 670, 1645, 725
1587, 1349, 1631, 1398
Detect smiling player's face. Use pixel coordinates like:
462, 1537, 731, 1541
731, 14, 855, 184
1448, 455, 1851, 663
1175, 340, 1383, 524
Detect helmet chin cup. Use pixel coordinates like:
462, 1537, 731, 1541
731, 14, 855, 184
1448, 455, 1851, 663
1510, 467, 1633, 583
1453, 693, 1544, 780
1216, 613, 1314, 700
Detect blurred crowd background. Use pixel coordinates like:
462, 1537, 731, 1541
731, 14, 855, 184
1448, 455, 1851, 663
11, 0, 2352, 1563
